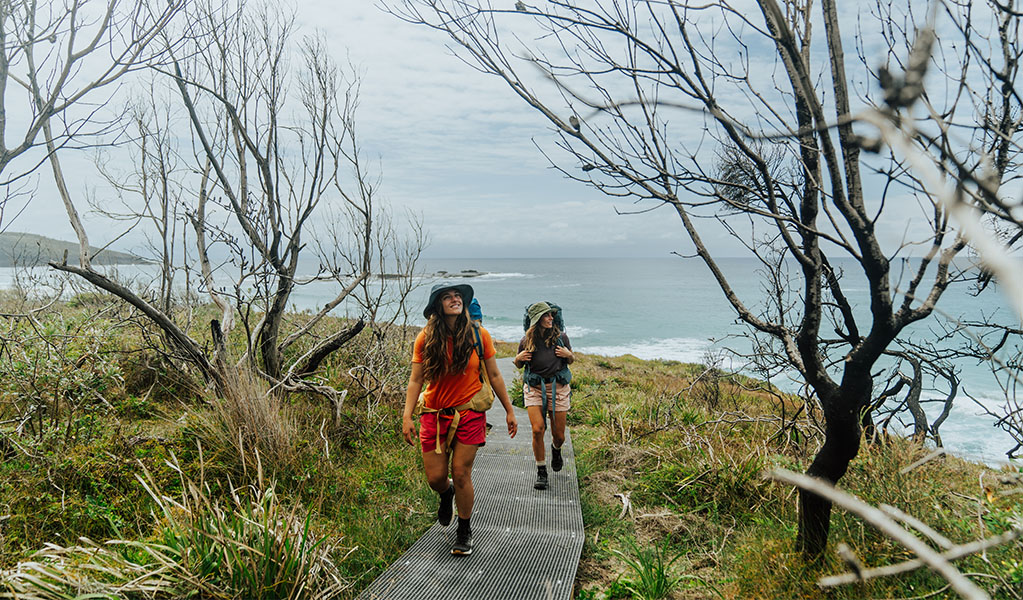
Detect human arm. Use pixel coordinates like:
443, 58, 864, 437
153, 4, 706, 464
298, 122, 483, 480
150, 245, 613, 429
554, 334, 574, 364
512, 337, 531, 368
402, 362, 425, 446
484, 354, 518, 438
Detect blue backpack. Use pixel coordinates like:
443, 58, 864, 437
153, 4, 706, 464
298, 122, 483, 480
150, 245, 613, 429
468, 298, 483, 323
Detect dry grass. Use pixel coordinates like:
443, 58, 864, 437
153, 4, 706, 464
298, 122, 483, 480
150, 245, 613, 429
568, 351, 1023, 600
190, 367, 301, 480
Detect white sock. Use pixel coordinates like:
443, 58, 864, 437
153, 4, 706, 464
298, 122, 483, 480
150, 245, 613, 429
536, 461, 546, 467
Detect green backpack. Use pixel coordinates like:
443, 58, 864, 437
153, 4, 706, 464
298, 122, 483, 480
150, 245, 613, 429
521, 302, 572, 387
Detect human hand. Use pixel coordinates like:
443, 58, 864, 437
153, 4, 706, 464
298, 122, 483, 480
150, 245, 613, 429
402, 415, 417, 446
515, 350, 532, 364
506, 413, 518, 438
554, 346, 573, 359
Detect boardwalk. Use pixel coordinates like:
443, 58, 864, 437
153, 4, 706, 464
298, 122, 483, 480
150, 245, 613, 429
357, 357, 585, 600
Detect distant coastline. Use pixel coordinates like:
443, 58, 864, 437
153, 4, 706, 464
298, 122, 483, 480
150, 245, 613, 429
379, 269, 487, 280
0, 232, 150, 268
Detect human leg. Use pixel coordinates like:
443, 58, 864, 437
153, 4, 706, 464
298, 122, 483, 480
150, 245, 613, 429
524, 404, 550, 489
421, 447, 451, 492
551, 410, 568, 472
552, 410, 568, 448
449, 442, 480, 556
419, 414, 455, 524
421, 448, 454, 525
526, 405, 546, 462
450, 441, 480, 519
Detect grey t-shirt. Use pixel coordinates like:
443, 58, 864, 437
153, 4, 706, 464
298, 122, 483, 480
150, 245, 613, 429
518, 333, 572, 380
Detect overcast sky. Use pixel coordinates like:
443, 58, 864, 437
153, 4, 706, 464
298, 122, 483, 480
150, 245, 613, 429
299, 2, 693, 258
3, 1, 967, 260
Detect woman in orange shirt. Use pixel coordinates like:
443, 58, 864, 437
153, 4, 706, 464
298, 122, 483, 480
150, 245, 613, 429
402, 283, 518, 556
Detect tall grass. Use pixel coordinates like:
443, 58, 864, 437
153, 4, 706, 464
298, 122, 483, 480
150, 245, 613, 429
191, 367, 301, 480
568, 351, 1023, 599
0, 454, 353, 599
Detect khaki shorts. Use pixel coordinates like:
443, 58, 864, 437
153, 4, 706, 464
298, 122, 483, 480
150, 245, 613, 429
523, 382, 571, 412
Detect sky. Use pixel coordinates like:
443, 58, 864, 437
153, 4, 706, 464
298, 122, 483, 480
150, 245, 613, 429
0, 1, 992, 261
1, 1, 689, 260
296, 1, 690, 258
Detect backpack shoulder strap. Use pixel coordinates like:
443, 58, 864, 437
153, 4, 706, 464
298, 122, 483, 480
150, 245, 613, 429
471, 323, 489, 382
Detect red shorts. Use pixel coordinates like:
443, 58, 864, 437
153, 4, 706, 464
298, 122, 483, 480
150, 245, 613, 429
419, 409, 487, 453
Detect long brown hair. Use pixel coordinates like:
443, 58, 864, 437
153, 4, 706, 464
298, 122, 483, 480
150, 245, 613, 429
523, 320, 562, 353
420, 309, 475, 382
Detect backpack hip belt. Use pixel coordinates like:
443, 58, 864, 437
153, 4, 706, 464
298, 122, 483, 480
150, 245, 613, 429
419, 401, 476, 454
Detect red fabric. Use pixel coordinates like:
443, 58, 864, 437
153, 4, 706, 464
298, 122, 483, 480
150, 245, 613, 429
412, 327, 495, 410
419, 409, 487, 452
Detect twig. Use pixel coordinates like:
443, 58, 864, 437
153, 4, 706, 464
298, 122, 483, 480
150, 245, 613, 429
818, 527, 1023, 588
613, 492, 632, 520
766, 468, 991, 599
880, 504, 953, 549
319, 419, 330, 461
900, 448, 946, 474
836, 543, 866, 580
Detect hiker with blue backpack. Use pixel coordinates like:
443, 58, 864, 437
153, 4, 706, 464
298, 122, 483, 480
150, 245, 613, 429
513, 301, 574, 490
403, 283, 518, 556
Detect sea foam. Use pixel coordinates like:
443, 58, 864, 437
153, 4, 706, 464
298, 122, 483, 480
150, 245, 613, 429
576, 337, 712, 364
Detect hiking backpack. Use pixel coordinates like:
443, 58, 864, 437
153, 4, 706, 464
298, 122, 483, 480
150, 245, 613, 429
521, 302, 572, 387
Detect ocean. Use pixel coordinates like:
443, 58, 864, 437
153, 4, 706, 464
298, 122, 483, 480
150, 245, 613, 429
2, 257, 1018, 465
406, 257, 1019, 467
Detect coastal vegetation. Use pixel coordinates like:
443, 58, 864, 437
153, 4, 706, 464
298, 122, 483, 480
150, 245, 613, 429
0, 294, 1018, 598
388, 0, 1023, 558
0, 0, 1020, 597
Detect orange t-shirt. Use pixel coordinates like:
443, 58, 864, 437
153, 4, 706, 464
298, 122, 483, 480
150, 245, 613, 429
413, 327, 495, 410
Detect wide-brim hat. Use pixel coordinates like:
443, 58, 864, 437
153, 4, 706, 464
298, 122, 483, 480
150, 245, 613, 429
424, 282, 474, 318
526, 301, 553, 329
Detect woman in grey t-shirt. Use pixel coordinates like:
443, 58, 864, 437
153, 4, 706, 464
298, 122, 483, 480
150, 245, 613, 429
513, 301, 574, 490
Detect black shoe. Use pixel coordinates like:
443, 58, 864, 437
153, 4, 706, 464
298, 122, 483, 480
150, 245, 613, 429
438, 484, 454, 526
534, 467, 549, 490
551, 446, 563, 472
452, 524, 473, 556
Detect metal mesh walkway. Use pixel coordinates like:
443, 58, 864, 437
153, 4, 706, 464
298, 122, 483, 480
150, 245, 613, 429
357, 357, 584, 600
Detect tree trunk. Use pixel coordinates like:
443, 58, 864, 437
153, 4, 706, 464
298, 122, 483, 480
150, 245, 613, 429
903, 356, 927, 442
797, 394, 863, 556
259, 275, 294, 380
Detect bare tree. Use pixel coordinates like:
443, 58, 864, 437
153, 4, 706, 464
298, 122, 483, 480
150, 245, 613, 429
93, 86, 191, 316
388, 0, 1023, 556
769, 468, 1022, 600
0, 0, 185, 228
161, 1, 427, 384
40, 1, 425, 413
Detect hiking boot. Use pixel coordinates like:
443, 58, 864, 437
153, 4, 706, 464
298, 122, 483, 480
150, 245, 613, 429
551, 445, 563, 472
534, 466, 549, 490
437, 484, 454, 526
452, 521, 473, 556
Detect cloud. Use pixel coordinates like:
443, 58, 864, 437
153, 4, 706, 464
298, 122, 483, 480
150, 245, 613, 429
4, 1, 969, 263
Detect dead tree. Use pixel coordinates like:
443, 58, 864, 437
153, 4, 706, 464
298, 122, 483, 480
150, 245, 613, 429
32, 1, 424, 407
388, 0, 1023, 556
0, 0, 184, 231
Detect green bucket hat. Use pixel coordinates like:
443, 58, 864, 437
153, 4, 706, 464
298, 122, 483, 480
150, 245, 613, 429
526, 301, 553, 329
423, 282, 474, 319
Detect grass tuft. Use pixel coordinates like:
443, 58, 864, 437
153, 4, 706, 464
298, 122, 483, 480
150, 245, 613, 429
0, 453, 354, 599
